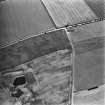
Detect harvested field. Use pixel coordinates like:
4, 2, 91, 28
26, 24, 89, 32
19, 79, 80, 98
42, 0, 97, 27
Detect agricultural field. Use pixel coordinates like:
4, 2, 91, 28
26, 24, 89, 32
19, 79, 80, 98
0, 29, 73, 105
0, 0, 104, 105
67, 20, 105, 91
73, 84, 105, 105
0, 49, 73, 105
42, 0, 97, 27
0, 0, 55, 48
85, 0, 104, 18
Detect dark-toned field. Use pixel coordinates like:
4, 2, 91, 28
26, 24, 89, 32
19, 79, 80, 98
0, 0, 55, 48
85, 0, 104, 18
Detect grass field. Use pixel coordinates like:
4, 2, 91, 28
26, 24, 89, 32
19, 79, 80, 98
0, 49, 73, 105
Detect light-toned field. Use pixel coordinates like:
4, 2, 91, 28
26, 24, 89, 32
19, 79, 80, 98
0, 49, 73, 105
73, 84, 105, 105
42, 0, 97, 27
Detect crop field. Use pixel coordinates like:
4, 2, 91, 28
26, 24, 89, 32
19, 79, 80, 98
0, 1, 104, 105
67, 20, 105, 91
0, 0, 55, 48
42, 0, 97, 27
73, 84, 105, 105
